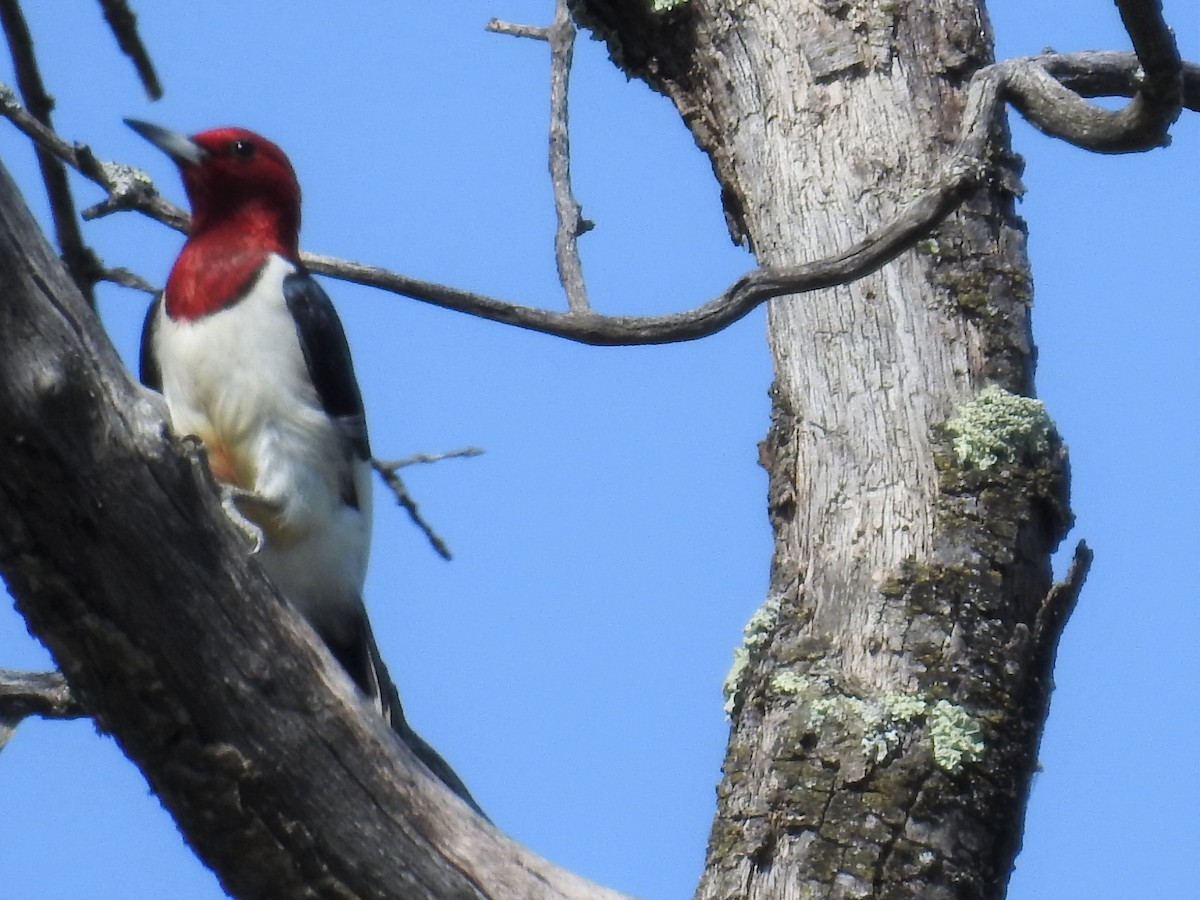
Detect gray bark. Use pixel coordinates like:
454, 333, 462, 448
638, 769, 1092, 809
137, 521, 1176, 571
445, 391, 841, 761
0, 156, 627, 899
571, 1, 1081, 897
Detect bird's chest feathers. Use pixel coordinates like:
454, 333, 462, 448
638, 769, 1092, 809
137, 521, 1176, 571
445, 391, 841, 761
155, 255, 331, 494
165, 238, 275, 322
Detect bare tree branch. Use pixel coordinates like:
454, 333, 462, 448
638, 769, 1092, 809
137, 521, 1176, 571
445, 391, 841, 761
0, 42, 1193, 345
0, 669, 83, 754
0, 83, 186, 231
1034, 540, 1094, 664
0, 669, 85, 722
96, 264, 157, 293
485, 19, 550, 41
379, 447, 485, 469
0, 0, 101, 306
544, 0, 591, 312
489, 1, 593, 312
318, 46, 1194, 344
1006, 0, 1181, 152
97, 0, 162, 100
371, 450, 483, 561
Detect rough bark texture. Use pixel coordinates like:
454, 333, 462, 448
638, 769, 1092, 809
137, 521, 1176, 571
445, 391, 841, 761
0, 157, 629, 900
572, 1, 1076, 898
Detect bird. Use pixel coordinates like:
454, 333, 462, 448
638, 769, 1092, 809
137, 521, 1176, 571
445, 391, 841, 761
126, 119, 482, 816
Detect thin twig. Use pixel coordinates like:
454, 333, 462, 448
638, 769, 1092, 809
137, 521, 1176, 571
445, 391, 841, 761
0, 91, 187, 230
97, 0, 162, 100
97, 265, 157, 294
371, 458, 462, 561
375, 447, 484, 469
545, 0, 592, 312
485, 19, 550, 41
0, 0, 100, 307
489, 2, 593, 312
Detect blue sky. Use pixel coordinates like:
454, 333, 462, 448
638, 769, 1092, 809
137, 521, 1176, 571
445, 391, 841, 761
0, 3, 1195, 898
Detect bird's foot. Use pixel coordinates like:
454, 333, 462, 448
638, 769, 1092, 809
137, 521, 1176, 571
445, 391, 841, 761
219, 485, 280, 554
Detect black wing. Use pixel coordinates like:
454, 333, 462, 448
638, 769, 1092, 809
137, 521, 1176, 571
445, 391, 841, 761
282, 270, 370, 460
139, 294, 163, 392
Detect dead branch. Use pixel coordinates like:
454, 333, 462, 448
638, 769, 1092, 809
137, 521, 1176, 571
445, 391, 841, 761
371, 450, 484, 561
485, 18, 549, 41
1006, 0, 1181, 152
1034, 540, 1094, 662
97, 0, 162, 100
0, 669, 85, 722
0, 0, 101, 306
489, 0, 594, 312
378, 447, 485, 469
97, 264, 157, 293
0, 24, 1193, 346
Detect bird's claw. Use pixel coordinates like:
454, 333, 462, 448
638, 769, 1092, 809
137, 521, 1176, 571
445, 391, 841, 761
220, 485, 269, 554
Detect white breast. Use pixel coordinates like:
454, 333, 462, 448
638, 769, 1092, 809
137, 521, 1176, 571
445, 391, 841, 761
153, 253, 372, 632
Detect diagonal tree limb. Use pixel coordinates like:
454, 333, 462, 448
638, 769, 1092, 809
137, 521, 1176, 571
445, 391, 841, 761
0, 0, 101, 307
378, 447, 485, 469
371, 449, 485, 561
0, 152, 629, 900
97, 264, 157, 293
97, 0, 162, 100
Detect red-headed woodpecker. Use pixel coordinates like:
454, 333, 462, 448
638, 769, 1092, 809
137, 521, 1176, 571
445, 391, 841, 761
127, 119, 481, 816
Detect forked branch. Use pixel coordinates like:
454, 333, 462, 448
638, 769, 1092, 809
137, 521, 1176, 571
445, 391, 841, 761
372, 448, 484, 560
489, 0, 594, 312
0, 8, 1192, 348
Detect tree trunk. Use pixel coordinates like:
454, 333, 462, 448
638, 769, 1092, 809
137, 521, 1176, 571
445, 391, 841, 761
572, 1, 1081, 897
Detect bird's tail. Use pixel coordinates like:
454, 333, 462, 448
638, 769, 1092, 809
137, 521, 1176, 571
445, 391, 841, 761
357, 618, 488, 819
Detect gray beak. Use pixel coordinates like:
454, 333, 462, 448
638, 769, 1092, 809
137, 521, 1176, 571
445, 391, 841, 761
124, 118, 207, 166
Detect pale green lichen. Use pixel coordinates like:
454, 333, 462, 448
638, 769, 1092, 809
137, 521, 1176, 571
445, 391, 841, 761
770, 670, 811, 696
722, 648, 750, 715
928, 699, 984, 771
945, 384, 1052, 469
742, 599, 781, 650
860, 692, 928, 762
810, 693, 857, 724
861, 720, 901, 763
811, 689, 868, 733
650, 0, 690, 11
772, 682, 983, 771
883, 691, 928, 722
99, 160, 154, 189
722, 596, 782, 714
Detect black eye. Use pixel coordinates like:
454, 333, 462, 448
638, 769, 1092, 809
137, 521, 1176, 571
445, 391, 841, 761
230, 139, 256, 160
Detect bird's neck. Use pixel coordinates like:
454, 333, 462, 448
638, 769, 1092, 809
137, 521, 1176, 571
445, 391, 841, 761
166, 208, 298, 321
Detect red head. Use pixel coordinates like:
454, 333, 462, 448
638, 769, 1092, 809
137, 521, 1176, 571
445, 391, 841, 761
127, 119, 303, 319
181, 127, 301, 253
